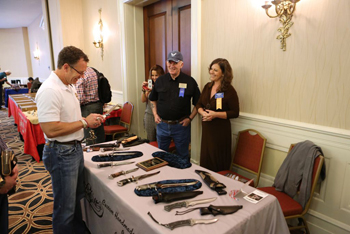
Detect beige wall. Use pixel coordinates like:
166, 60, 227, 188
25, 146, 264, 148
27, 14, 52, 81
81, 0, 123, 94
201, 0, 350, 130
0, 28, 31, 77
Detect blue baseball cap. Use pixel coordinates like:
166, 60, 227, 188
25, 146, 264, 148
167, 51, 183, 63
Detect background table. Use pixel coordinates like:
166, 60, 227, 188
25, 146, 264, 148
8, 96, 44, 162
82, 143, 289, 234
4, 87, 28, 107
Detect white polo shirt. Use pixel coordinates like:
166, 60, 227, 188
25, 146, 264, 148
36, 71, 84, 142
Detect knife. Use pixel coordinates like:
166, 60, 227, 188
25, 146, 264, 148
102, 104, 121, 118
98, 152, 136, 157
96, 161, 134, 168
108, 168, 139, 179
164, 197, 217, 212
148, 212, 218, 230
136, 181, 198, 191
117, 171, 160, 186
100, 147, 130, 152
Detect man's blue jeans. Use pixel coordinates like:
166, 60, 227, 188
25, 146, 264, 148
43, 141, 86, 234
156, 122, 190, 158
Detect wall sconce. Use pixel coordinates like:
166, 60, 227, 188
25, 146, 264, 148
93, 8, 104, 60
262, 0, 300, 51
33, 44, 40, 60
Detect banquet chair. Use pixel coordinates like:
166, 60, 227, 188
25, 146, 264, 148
259, 144, 324, 234
104, 102, 133, 140
217, 129, 266, 187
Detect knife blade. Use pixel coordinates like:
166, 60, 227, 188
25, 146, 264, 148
117, 171, 160, 186
165, 218, 218, 230
136, 181, 198, 191
102, 104, 121, 118
96, 161, 134, 168
100, 147, 130, 152
98, 152, 136, 157
164, 197, 217, 212
147, 211, 218, 230
108, 168, 139, 179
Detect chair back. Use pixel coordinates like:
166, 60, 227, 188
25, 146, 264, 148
302, 155, 324, 215
119, 102, 133, 130
230, 129, 266, 186
285, 143, 324, 214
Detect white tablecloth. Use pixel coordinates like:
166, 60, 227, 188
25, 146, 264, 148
82, 143, 289, 234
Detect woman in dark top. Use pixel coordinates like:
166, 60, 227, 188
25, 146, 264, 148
196, 58, 239, 172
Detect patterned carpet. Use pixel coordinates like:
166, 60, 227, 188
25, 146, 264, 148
0, 108, 53, 234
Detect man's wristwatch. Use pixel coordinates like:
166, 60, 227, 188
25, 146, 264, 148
187, 116, 193, 121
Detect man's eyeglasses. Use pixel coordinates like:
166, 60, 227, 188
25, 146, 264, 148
68, 64, 85, 76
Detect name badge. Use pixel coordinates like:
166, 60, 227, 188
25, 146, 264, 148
179, 83, 187, 89
215, 92, 224, 110
215, 93, 224, 99
179, 88, 185, 97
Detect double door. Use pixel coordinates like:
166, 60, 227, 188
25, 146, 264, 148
143, 0, 191, 78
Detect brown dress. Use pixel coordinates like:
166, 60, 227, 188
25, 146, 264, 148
196, 82, 239, 172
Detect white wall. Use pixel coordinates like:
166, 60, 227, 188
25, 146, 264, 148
0, 28, 31, 77
27, 14, 52, 81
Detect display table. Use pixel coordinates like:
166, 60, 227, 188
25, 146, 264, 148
4, 87, 29, 107
8, 95, 44, 162
83, 143, 289, 234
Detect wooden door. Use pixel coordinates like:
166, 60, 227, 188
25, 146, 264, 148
143, 0, 191, 78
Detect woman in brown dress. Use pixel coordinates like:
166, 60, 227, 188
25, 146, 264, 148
196, 58, 239, 172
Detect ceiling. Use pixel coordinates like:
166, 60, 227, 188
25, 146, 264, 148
0, 0, 42, 28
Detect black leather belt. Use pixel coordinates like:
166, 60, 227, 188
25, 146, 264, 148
162, 119, 180, 125
49, 140, 82, 145
81, 101, 100, 107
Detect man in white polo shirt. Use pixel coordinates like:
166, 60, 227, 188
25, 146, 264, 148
36, 46, 104, 234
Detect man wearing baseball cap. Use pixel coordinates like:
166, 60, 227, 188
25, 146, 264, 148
149, 50, 200, 161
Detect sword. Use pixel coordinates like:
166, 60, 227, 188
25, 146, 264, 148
117, 171, 160, 186
136, 181, 199, 191
96, 161, 134, 168
148, 212, 218, 230
164, 197, 217, 212
108, 168, 139, 179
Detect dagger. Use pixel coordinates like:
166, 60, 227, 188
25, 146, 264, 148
96, 161, 134, 168
136, 181, 198, 191
164, 197, 217, 212
117, 171, 160, 186
148, 212, 218, 230
108, 168, 139, 179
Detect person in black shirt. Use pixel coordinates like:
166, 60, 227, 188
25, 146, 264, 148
149, 51, 200, 160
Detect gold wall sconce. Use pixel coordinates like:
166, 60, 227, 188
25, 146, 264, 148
262, 0, 300, 51
93, 8, 104, 60
33, 44, 40, 60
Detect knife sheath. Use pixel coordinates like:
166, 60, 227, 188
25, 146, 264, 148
195, 170, 227, 195
200, 205, 243, 216
152, 190, 203, 204
176, 205, 243, 216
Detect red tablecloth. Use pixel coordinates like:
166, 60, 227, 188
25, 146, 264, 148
8, 97, 44, 162
8, 98, 122, 162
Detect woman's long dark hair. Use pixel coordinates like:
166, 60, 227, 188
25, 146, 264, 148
208, 58, 233, 92
149, 65, 165, 80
